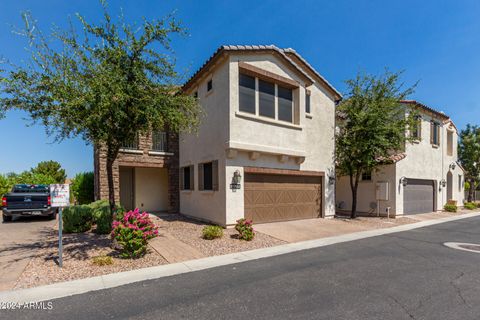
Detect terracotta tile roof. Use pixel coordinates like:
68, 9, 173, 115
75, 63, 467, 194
400, 100, 450, 120
182, 45, 342, 100
376, 153, 407, 164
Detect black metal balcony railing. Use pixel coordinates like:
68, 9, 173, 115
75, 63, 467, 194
152, 131, 168, 152
121, 136, 139, 150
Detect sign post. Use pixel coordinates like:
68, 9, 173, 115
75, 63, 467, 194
50, 184, 70, 268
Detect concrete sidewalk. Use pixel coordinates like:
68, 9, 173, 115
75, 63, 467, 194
254, 211, 474, 243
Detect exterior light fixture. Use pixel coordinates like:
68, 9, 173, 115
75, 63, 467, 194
440, 179, 446, 188
399, 176, 408, 187
449, 162, 456, 171
230, 170, 242, 191
328, 176, 336, 185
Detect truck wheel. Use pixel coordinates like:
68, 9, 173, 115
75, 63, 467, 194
2, 214, 12, 222
48, 212, 57, 220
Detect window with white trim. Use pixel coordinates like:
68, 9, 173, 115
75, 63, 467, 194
238, 72, 295, 124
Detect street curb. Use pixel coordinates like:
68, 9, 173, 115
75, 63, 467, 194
1, 211, 479, 303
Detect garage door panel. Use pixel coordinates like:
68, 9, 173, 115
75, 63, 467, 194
244, 173, 322, 223
404, 179, 435, 214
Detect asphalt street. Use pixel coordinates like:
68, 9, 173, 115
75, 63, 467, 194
4, 216, 480, 320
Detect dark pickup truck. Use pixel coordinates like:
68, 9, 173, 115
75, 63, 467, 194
1, 184, 57, 222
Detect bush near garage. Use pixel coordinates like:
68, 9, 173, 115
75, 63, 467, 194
235, 218, 255, 241
111, 209, 158, 259
464, 202, 477, 210
62, 205, 93, 233
202, 225, 223, 240
444, 204, 458, 213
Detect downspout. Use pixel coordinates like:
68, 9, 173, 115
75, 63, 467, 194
333, 99, 341, 218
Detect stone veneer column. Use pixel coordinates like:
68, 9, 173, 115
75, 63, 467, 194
167, 132, 180, 213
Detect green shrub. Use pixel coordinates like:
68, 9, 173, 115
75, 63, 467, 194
62, 205, 93, 233
91, 255, 114, 266
111, 209, 158, 259
202, 225, 223, 240
444, 204, 458, 213
235, 218, 255, 241
464, 202, 477, 210
92, 204, 112, 234
71, 172, 94, 205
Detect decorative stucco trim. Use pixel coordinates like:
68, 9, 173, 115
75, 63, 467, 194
244, 166, 324, 177
235, 111, 302, 130
226, 140, 306, 158
238, 62, 300, 88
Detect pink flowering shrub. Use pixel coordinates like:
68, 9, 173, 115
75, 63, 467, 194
111, 208, 159, 259
235, 218, 255, 241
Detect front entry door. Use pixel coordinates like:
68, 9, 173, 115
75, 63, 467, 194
119, 167, 134, 211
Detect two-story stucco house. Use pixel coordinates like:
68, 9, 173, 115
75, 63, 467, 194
336, 100, 465, 216
178, 45, 342, 226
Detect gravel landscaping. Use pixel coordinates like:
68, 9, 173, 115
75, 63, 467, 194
14, 228, 167, 290
153, 214, 287, 256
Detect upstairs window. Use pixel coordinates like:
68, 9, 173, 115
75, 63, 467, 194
278, 85, 293, 122
238, 71, 296, 124
447, 131, 453, 156
258, 79, 275, 119
431, 121, 441, 146
207, 79, 213, 92
239, 73, 256, 114
411, 116, 422, 140
305, 89, 311, 114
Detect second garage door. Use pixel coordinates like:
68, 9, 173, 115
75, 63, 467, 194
404, 179, 435, 214
244, 173, 322, 223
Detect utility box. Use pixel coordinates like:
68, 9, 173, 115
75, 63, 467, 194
376, 182, 389, 201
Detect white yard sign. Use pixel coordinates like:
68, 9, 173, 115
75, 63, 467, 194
50, 184, 70, 207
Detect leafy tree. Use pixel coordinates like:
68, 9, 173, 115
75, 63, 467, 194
0, 2, 201, 211
336, 71, 416, 218
71, 172, 95, 205
31, 160, 66, 183
10, 171, 57, 185
458, 125, 480, 202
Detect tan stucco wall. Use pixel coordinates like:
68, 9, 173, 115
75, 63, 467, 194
180, 52, 337, 225
134, 167, 169, 212
336, 106, 465, 216
179, 59, 229, 225
336, 164, 397, 215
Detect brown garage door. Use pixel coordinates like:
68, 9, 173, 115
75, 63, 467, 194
244, 173, 322, 223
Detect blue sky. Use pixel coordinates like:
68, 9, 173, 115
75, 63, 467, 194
1, 0, 479, 177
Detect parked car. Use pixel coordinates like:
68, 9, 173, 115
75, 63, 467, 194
1, 184, 57, 222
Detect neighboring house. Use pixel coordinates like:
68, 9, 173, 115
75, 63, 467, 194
336, 100, 465, 216
179, 45, 342, 226
94, 132, 179, 213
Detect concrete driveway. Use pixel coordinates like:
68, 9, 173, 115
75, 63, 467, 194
254, 212, 464, 243
0, 215, 56, 291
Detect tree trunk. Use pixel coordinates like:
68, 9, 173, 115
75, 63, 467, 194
468, 179, 475, 203
106, 146, 119, 214
349, 172, 360, 219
